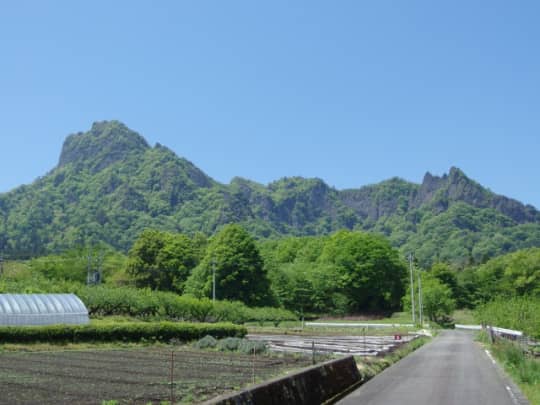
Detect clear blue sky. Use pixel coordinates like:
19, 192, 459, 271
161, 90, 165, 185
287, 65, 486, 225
1, 1, 539, 208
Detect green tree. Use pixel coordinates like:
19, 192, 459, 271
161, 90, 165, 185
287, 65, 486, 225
430, 262, 459, 300
476, 247, 540, 300
403, 273, 456, 324
125, 229, 197, 292
185, 224, 272, 306
319, 230, 407, 312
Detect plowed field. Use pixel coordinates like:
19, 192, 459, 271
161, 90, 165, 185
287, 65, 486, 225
0, 347, 312, 404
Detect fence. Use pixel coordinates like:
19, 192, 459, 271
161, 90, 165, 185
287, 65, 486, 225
484, 325, 539, 357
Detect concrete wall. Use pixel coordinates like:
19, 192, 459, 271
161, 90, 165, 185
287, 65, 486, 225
204, 356, 361, 405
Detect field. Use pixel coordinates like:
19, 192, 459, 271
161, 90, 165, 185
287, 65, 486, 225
0, 346, 312, 404
247, 334, 417, 356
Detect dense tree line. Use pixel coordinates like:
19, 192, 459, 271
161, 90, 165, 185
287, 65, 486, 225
123, 226, 407, 313
15, 225, 540, 320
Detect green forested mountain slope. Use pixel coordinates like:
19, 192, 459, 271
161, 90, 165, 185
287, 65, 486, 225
1, 120, 539, 265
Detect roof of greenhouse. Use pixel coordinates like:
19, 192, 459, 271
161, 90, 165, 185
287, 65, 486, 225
0, 293, 89, 326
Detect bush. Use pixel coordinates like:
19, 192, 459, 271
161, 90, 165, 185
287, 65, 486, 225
0, 322, 246, 344
214, 337, 267, 354
76, 286, 298, 326
491, 339, 540, 386
210, 300, 249, 324
217, 337, 243, 351
238, 339, 267, 354
244, 307, 298, 326
194, 335, 218, 349
475, 296, 540, 339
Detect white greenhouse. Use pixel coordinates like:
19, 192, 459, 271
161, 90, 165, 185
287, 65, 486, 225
0, 294, 89, 326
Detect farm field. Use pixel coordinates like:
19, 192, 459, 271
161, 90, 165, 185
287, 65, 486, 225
0, 346, 312, 404
247, 333, 418, 356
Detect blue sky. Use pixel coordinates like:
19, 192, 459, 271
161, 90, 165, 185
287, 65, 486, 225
1, 1, 539, 208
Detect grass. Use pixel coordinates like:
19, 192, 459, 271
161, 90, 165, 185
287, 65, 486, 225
354, 336, 431, 380
246, 324, 416, 336
452, 309, 476, 325
0, 340, 176, 352
246, 312, 422, 335
478, 331, 540, 404
316, 311, 414, 324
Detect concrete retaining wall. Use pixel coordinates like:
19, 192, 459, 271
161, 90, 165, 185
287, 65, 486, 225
204, 356, 361, 405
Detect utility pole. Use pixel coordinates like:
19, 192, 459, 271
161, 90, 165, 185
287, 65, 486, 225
409, 253, 416, 325
93, 250, 104, 285
212, 256, 216, 303
0, 252, 4, 277
417, 268, 423, 327
86, 252, 92, 286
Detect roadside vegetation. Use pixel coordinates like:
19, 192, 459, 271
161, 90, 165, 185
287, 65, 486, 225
478, 331, 540, 404
356, 336, 431, 381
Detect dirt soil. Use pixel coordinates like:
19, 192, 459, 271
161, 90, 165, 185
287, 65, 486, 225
0, 347, 312, 404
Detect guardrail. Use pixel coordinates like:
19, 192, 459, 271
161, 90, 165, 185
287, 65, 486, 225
453, 324, 538, 357
455, 324, 482, 331
306, 322, 414, 328
484, 325, 538, 357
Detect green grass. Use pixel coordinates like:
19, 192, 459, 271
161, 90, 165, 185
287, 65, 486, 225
246, 312, 421, 335
478, 332, 540, 404
247, 324, 416, 336
355, 336, 430, 379
315, 312, 414, 324
452, 309, 476, 325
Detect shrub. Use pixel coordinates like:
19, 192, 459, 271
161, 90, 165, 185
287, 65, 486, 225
238, 339, 267, 354
194, 335, 218, 349
244, 306, 298, 326
217, 337, 243, 351
475, 296, 540, 339
0, 322, 246, 343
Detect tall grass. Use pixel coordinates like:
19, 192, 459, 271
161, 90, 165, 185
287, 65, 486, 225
488, 337, 540, 404
475, 296, 540, 339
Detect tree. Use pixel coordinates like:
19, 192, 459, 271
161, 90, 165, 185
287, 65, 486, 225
184, 224, 272, 306
476, 247, 540, 300
319, 230, 407, 312
403, 273, 456, 324
125, 229, 197, 292
430, 263, 459, 300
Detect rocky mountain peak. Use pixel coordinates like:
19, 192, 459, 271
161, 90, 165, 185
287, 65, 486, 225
58, 120, 150, 172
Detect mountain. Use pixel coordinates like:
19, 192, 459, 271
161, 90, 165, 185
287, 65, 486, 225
1, 120, 539, 266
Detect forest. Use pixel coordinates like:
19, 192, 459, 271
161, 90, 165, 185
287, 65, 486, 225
2, 224, 538, 331
0, 122, 538, 334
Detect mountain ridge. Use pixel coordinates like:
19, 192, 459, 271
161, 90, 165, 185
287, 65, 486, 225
1, 121, 539, 266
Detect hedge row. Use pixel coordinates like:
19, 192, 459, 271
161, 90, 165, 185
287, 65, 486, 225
0, 322, 247, 344
75, 286, 298, 325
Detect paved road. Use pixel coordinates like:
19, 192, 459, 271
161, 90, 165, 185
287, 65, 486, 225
338, 330, 528, 405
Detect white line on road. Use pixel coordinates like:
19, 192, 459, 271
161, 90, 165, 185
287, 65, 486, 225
485, 350, 519, 404
505, 385, 519, 405
484, 349, 496, 365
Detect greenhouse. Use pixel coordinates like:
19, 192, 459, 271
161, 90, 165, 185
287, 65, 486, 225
0, 293, 89, 326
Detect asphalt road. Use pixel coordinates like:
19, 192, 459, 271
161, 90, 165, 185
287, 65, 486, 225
338, 330, 528, 405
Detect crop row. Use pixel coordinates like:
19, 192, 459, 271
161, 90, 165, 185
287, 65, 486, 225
74, 285, 297, 325
0, 321, 246, 343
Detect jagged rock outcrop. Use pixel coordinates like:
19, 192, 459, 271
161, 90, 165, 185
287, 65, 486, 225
0, 120, 538, 265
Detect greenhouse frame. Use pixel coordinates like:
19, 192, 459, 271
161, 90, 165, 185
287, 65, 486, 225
0, 293, 89, 326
